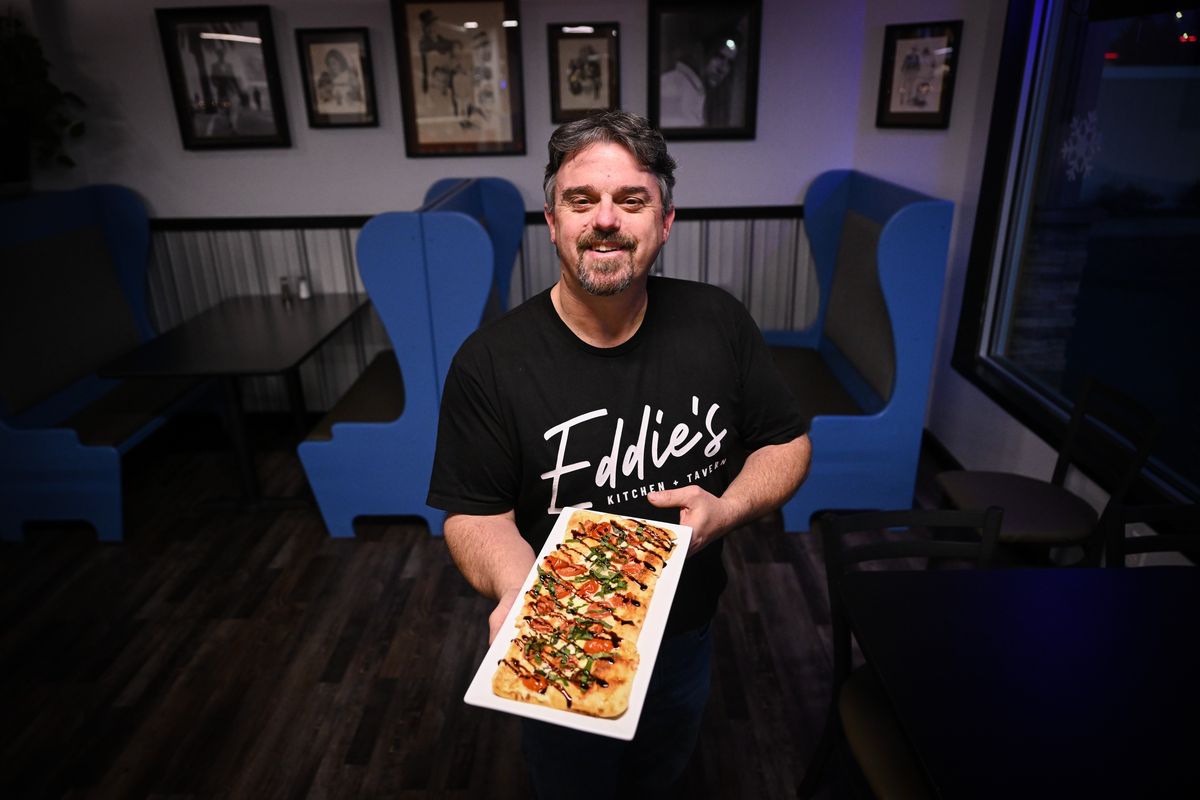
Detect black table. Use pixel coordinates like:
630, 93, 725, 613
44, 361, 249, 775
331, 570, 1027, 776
102, 293, 367, 502
841, 567, 1200, 799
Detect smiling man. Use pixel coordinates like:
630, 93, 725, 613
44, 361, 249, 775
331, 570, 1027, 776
428, 111, 811, 796
549, 139, 668, 297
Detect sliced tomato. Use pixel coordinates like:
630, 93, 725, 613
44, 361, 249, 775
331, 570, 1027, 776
621, 562, 646, 579
521, 674, 548, 692
611, 546, 636, 565
529, 617, 555, 634
583, 638, 613, 654
556, 563, 587, 578
576, 579, 601, 598
552, 582, 571, 599
534, 596, 556, 615
585, 602, 613, 618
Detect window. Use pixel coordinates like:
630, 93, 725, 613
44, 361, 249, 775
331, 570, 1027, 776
955, 0, 1200, 501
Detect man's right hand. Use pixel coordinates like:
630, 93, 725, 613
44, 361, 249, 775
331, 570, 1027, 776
488, 585, 524, 645
442, 511, 536, 645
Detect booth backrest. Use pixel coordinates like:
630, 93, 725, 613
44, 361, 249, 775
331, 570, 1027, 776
823, 210, 892, 403
296, 177, 521, 537
800, 169, 951, 414
421, 177, 524, 313
0, 185, 152, 420
764, 168, 954, 530
355, 208, 493, 418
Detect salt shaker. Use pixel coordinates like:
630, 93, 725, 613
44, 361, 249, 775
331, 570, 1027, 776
297, 276, 311, 300
280, 275, 294, 305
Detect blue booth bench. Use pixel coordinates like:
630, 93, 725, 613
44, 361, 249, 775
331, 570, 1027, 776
1, 185, 200, 542
765, 169, 953, 531
297, 178, 524, 537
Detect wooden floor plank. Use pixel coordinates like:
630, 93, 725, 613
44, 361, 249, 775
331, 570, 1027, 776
0, 414, 928, 799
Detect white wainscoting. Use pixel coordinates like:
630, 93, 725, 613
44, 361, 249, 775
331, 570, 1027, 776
148, 215, 816, 412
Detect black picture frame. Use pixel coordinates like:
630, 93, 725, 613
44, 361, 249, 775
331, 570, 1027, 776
390, 0, 526, 157
155, 5, 290, 149
876, 20, 964, 129
547, 22, 620, 124
295, 27, 379, 128
648, 0, 761, 141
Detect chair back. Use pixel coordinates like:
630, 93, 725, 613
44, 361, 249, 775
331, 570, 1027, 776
1052, 377, 1160, 502
1104, 503, 1200, 567
816, 507, 1003, 692
797, 506, 998, 799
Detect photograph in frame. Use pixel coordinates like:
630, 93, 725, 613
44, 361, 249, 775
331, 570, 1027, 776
155, 6, 290, 149
296, 28, 378, 127
876, 20, 963, 129
648, 0, 761, 141
390, 0, 526, 156
547, 22, 619, 123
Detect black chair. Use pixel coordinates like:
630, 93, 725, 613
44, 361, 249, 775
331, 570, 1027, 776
798, 506, 1002, 800
936, 378, 1158, 566
1104, 503, 1200, 567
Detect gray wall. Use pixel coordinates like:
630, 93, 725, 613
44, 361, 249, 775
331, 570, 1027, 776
30, 0, 864, 215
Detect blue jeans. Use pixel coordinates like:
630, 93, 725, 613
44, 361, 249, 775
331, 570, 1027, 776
521, 623, 713, 798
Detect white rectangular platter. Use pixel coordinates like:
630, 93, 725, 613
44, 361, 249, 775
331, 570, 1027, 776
463, 506, 692, 740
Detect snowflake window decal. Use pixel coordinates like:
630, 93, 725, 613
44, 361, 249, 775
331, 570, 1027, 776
1060, 110, 1102, 182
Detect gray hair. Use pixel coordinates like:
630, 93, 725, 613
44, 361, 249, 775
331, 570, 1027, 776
543, 111, 677, 211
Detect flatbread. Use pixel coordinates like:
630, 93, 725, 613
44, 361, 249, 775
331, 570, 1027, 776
491, 509, 679, 718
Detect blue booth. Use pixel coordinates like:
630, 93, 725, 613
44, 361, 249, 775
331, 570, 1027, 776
298, 178, 524, 537
765, 170, 954, 531
1, 186, 200, 541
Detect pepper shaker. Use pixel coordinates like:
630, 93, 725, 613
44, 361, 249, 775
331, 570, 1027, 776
280, 275, 294, 305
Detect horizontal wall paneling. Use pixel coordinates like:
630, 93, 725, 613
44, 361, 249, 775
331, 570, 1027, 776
149, 207, 815, 412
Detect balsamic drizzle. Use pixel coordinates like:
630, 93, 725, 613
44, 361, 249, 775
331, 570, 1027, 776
500, 515, 677, 708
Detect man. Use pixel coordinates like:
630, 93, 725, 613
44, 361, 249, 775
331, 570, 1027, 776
315, 47, 364, 111
427, 111, 811, 794
206, 46, 242, 136
659, 35, 738, 128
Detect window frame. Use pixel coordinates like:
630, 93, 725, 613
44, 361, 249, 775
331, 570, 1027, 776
950, 0, 1195, 505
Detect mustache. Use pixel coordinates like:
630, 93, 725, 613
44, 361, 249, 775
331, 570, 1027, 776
576, 232, 636, 253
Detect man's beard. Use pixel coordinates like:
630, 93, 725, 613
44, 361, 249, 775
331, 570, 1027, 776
574, 231, 637, 296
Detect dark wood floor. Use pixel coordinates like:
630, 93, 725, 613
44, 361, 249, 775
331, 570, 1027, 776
0, 415, 929, 799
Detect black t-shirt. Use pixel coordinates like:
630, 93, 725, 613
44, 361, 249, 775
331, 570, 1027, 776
427, 276, 808, 634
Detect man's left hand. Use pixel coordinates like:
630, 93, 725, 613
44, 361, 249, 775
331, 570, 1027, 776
647, 485, 741, 556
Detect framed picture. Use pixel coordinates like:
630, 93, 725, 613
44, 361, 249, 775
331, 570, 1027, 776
876, 20, 964, 129
155, 6, 290, 149
547, 22, 620, 124
295, 28, 378, 128
648, 0, 761, 140
390, 0, 526, 157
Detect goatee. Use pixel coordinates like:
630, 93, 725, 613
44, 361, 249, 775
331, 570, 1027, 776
575, 232, 636, 296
